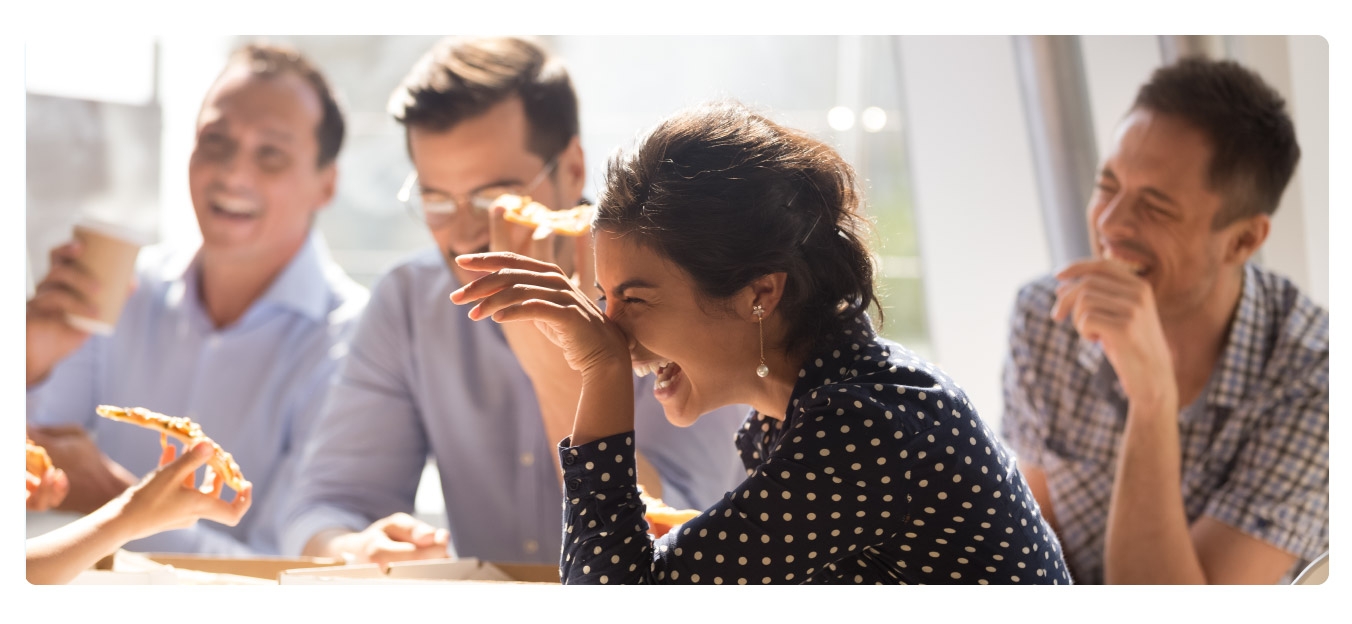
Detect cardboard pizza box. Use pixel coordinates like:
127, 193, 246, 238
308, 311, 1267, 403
142, 552, 346, 581
277, 557, 559, 585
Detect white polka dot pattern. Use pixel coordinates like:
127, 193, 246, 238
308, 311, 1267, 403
559, 315, 1071, 584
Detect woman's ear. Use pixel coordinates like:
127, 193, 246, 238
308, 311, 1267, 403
743, 272, 788, 320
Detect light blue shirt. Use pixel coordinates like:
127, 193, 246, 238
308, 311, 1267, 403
281, 248, 748, 563
27, 232, 368, 555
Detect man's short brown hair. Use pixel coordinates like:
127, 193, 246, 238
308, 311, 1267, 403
388, 36, 578, 161
1131, 57, 1301, 228
215, 42, 346, 168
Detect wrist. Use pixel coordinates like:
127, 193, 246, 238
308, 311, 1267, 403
91, 495, 142, 545
579, 356, 633, 388
572, 360, 636, 447
1126, 390, 1179, 424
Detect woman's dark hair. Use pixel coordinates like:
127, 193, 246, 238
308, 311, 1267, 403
597, 100, 880, 352
1131, 56, 1300, 228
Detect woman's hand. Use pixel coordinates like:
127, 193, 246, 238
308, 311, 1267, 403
111, 441, 253, 543
451, 252, 630, 378
451, 251, 637, 446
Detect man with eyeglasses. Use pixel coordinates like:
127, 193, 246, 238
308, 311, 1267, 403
282, 36, 746, 567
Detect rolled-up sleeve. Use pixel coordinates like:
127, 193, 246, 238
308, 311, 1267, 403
1203, 373, 1329, 561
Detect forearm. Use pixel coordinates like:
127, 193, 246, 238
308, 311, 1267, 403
26, 500, 136, 584
1104, 396, 1206, 584
570, 361, 636, 447
121, 521, 255, 557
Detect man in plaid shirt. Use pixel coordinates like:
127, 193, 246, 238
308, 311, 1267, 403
1002, 57, 1328, 584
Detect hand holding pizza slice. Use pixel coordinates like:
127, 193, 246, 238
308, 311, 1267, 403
94, 405, 248, 496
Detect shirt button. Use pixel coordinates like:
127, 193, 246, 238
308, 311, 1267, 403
562, 454, 576, 466
520, 452, 535, 467
567, 479, 581, 492
523, 540, 539, 554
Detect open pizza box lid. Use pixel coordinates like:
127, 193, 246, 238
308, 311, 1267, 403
278, 557, 559, 585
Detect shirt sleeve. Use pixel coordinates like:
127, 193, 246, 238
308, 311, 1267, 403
279, 273, 429, 556
1000, 283, 1052, 469
1203, 369, 1329, 561
26, 334, 102, 429
558, 395, 915, 585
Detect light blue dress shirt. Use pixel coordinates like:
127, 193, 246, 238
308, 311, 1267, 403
281, 247, 748, 564
27, 232, 368, 555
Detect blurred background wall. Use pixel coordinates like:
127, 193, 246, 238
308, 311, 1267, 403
24, 34, 1330, 438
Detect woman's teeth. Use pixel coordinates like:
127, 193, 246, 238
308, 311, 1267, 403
633, 359, 673, 378
634, 360, 678, 390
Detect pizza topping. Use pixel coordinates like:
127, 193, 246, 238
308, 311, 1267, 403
498, 194, 596, 237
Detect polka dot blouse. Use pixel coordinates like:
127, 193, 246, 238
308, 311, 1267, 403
557, 314, 1072, 584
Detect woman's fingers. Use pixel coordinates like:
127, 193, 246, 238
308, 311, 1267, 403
451, 266, 574, 306
454, 251, 564, 276
165, 442, 214, 485
209, 482, 253, 526
468, 283, 590, 321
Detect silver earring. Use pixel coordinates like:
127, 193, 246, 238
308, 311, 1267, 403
753, 304, 769, 378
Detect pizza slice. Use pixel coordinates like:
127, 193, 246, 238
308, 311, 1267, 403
95, 405, 247, 492
638, 486, 701, 539
498, 194, 596, 237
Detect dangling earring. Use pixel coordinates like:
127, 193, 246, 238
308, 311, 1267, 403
753, 304, 769, 378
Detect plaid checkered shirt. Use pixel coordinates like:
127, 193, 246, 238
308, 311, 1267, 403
1001, 262, 1329, 584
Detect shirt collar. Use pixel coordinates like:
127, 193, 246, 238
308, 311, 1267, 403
1073, 262, 1267, 410
787, 312, 879, 410
173, 231, 334, 325
1205, 263, 1267, 410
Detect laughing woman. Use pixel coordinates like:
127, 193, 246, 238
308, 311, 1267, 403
452, 101, 1071, 585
